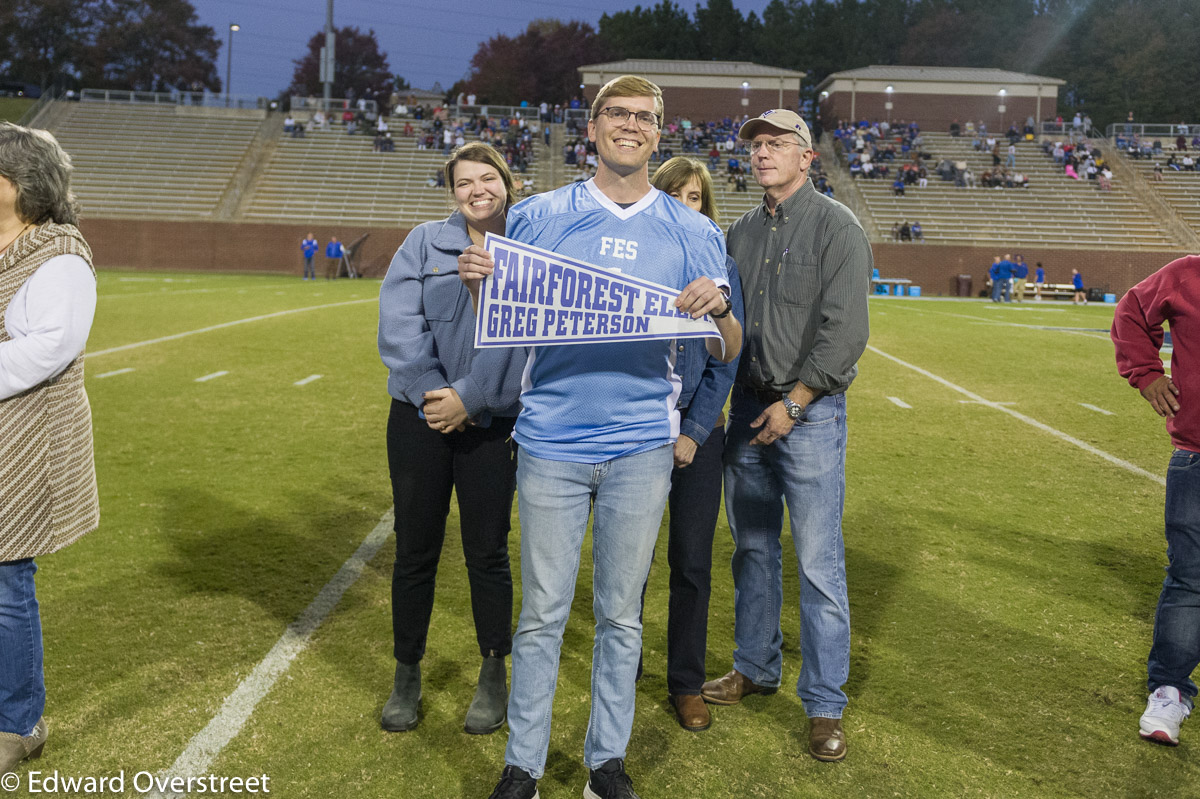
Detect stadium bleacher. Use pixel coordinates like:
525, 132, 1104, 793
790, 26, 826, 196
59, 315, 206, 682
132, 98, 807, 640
241, 123, 540, 227
1117, 150, 1200, 234
36, 96, 1198, 254
49, 102, 263, 219
843, 131, 1181, 250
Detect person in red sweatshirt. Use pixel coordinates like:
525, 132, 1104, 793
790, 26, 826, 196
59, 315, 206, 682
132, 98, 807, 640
1112, 254, 1200, 747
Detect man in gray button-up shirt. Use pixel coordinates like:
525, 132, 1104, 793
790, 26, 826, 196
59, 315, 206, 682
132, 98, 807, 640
701, 109, 871, 763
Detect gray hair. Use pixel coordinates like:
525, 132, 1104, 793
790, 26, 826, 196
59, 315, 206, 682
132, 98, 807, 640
0, 122, 80, 226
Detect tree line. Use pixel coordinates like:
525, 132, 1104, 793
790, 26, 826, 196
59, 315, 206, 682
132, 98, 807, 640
0, 0, 221, 94
3, 0, 1196, 128
466, 0, 1199, 128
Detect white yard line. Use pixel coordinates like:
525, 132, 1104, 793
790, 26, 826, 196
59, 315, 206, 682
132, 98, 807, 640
194, 371, 229, 383
99, 283, 299, 300
147, 509, 394, 799
95, 367, 135, 379
89, 299, 376, 358
886, 396, 912, 408
1080, 403, 1115, 416
866, 345, 1165, 487
293, 374, 323, 386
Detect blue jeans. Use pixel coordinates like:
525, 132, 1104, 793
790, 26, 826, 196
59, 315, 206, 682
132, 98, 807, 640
0, 559, 44, 736
505, 445, 672, 779
1148, 449, 1200, 697
723, 390, 850, 718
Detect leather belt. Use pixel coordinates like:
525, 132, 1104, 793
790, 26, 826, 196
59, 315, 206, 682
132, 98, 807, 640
738, 383, 785, 405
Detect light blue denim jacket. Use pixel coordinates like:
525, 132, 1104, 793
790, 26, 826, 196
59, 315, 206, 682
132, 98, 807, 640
378, 211, 525, 422
674, 255, 744, 446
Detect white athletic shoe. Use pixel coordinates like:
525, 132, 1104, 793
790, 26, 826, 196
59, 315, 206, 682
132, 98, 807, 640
1140, 686, 1192, 745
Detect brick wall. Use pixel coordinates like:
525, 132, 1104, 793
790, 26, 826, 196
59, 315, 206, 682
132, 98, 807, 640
821, 93, 1047, 135
873, 242, 1185, 298
582, 84, 801, 124
77, 218, 410, 277
75, 218, 1184, 300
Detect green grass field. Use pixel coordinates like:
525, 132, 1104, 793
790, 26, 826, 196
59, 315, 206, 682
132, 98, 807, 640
0, 98, 35, 123
19, 272, 1197, 798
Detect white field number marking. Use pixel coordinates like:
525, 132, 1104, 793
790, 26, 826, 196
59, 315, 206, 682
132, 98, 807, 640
195, 371, 229, 383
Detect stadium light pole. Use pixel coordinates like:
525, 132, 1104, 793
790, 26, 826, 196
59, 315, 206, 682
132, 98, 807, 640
323, 0, 335, 112
885, 84, 893, 126
226, 23, 239, 107
998, 88, 1007, 134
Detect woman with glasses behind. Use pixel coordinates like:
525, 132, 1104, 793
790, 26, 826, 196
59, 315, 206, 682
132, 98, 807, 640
645, 157, 743, 731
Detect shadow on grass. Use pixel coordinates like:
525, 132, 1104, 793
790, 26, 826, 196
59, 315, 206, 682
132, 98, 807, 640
154, 480, 383, 622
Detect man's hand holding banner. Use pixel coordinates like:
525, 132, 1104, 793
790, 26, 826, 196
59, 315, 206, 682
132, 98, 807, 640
474, 233, 721, 348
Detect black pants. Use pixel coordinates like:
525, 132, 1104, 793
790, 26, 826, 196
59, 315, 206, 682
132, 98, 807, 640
663, 427, 726, 695
386, 400, 517, 664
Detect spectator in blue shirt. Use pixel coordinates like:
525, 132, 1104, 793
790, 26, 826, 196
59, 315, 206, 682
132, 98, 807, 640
1073, 268, 1086, 304
324, 236, 344, 280
300, 233, 318, 280
996, 254, 1014, 302
1012, 255, 1029, 302
989, 255, 1014, 302
1034, 262, 1046, 300
910, 220, 923, 241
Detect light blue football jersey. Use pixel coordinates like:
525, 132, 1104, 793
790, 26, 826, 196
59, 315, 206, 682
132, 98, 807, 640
507, 179, 729, 463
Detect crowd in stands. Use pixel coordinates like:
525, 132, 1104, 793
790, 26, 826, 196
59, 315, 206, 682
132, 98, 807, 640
833, 119, 931, 188
889, 220, 923, 242
1040, 137, 1114, 189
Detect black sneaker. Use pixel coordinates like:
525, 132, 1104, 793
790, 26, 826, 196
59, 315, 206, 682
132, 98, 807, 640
584, 759, 639, 799
488, 765, 539, 799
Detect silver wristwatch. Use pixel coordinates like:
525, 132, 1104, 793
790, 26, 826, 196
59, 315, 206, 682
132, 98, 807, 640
781, 396, 803, 421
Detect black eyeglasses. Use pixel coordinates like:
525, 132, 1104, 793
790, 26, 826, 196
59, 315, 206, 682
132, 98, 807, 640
595, 106, 660, 130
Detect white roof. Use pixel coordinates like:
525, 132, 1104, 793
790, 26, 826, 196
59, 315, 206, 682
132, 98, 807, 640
579, 59, 806, 79
817, 65, 1064, 90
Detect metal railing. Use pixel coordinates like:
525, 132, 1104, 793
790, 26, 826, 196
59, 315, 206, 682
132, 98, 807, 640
289, 96, 378, 114
388, 101, 589, 125
80, 88, 268, 110
1105, 122, 1197, 140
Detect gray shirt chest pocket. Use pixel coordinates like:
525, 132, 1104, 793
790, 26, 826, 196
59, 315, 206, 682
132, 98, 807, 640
771, 255, 820, 307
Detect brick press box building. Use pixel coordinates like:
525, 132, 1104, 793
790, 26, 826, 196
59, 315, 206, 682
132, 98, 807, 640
816, 65, 1064, 132
578, 59, 807, 121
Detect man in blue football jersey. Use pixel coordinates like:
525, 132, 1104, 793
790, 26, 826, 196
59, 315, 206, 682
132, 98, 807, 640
461, 75, 741, 799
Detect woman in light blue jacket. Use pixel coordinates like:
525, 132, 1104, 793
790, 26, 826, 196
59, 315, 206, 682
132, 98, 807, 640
377, 142, 525, 736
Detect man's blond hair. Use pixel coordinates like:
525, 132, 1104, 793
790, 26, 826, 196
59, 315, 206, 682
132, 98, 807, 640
590, 75, 663, 124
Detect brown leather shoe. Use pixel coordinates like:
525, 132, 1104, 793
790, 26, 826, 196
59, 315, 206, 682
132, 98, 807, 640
700, 669, 777, 705
808, 717, 846, 761
669, 694, 711, 731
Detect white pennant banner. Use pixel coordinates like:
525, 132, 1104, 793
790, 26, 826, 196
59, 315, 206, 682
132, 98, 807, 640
474, 233, 720, 348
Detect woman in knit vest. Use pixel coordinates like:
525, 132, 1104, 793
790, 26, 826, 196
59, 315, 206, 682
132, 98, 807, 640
0, 122, 99, 774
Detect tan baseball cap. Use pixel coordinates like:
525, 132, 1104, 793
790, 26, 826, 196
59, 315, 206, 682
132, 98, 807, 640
738, 110, 812, 147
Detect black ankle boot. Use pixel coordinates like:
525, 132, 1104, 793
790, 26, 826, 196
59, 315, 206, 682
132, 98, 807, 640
464, 656, 507, 734
381, 661, 421, 731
